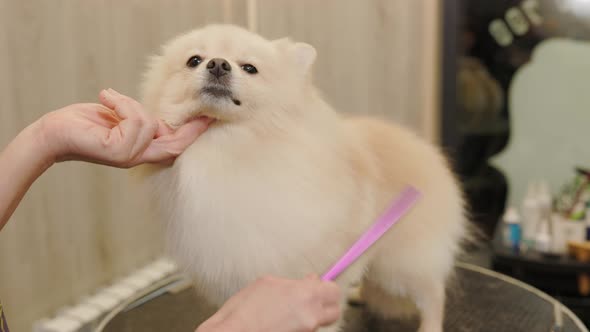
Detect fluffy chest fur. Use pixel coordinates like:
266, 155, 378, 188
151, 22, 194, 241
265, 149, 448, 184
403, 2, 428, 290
151, 120, 375, 301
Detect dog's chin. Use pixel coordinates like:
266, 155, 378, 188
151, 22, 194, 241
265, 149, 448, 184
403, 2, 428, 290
198, 89, 242, 118
201, 85, 241, 105
194, 96, 236, 121
201, 93, 234, 108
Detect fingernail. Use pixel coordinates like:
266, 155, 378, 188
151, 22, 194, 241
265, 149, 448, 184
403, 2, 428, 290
108, 88, 120, 95
102, 89, 113, 98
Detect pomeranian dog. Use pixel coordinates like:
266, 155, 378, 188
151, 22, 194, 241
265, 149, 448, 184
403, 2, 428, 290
138, 24, 469, 332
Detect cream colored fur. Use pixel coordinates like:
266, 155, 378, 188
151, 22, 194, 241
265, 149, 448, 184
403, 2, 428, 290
138, 24, 468, 332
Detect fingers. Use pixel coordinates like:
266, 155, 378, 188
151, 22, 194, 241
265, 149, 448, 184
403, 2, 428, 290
195, 275, 341, 332
98, 88, 212, 166
303, 279, 341, 309
93, 106, 122, 128
310, 281, 342, 327
99, 89, 158, 163
160, 117, 212, 148
136, 117, 212, 165
99, 89, 141, 155
293, 279, 341, 331
318, 281, 341, 307
155, 119, 174, 137
99, 88, 142, 120
155, 116, 213, 138
317, 306, 341, 327
302, 275, 340, 305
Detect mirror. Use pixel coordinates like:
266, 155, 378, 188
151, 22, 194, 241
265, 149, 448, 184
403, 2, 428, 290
443, 0, 590, 236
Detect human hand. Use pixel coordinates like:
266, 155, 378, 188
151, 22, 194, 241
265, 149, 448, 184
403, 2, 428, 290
196, 275, 341, 332
38, 88, 211, 168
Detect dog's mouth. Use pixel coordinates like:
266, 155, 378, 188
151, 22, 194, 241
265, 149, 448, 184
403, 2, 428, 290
201, 86, 241, 106
201, 85, 232, 98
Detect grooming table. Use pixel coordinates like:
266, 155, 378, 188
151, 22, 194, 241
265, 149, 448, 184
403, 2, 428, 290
97, 263, 587, 332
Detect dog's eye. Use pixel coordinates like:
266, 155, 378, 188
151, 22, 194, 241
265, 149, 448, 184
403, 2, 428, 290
241, 64, 258, 74
186, 55, 202, 68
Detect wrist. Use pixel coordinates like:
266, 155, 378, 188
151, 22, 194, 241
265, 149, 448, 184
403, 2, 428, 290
0, 116, 56, 228
35, 112, 65, 165
196, 316, 245, 332
20, 116, 58, 170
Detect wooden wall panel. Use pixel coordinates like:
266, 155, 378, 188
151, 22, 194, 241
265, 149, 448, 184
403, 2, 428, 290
255, 0, 440, 140
0, 1, 247, 331
0, 1, 439, 330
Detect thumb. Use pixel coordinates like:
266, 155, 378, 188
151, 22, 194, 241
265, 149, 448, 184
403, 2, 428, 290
136, 117, 212, 164
305, 274, 320, 280
155, 119, 174, 138
160, 117, 213, 150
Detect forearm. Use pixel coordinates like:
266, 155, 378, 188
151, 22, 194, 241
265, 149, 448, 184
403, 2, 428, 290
196, 318, 243, 332
0, 120, 54, 230
196, 306, 252, 332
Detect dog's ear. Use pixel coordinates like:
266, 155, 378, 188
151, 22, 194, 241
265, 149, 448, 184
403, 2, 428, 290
273, 38, 317, 74
290, 42, 317, 71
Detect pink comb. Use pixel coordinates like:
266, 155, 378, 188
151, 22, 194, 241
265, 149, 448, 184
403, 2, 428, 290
321, 186, 421, 281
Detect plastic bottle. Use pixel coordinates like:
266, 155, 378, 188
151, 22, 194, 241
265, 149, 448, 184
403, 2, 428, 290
537, 181, 552, 221
503, 207, 521, 252
537, 181, 553, 238
521, 182, 540, 245
536, 219, 552, 253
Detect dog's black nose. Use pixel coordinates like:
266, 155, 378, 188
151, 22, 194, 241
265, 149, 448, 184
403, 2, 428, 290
207, 58, 231, 78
